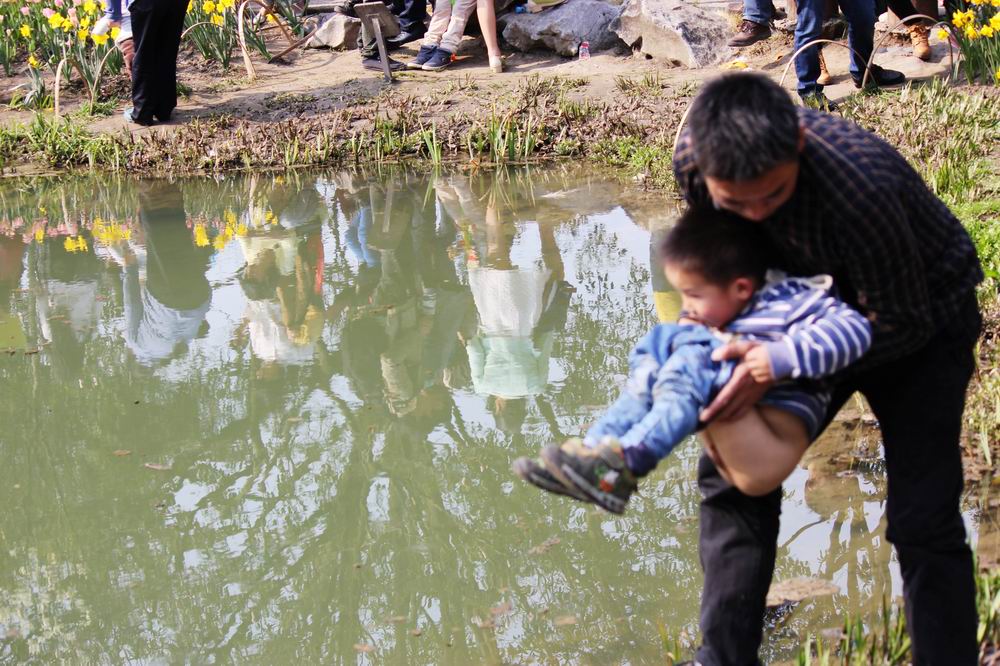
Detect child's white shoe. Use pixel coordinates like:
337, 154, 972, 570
489, 55, 503, 74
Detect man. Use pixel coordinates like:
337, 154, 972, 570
672, 72, 982, 665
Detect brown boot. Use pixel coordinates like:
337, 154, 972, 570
727, 19, 771, 47
817, 49, 832, 85
909, 24, 931, 61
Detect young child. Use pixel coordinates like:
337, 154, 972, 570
513, 206, 872, 514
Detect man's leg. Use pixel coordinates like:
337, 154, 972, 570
858, 306, 979, 664
793, 0, 825, 96
128, 0, 161, 123
155, 0, 187, 120
695, 453, 781, 666
837, 0, 875, 79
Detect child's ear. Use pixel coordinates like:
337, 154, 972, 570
734, 277, 755, 299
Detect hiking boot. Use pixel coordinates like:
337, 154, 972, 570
799, 90, 838, 112
540, 437, 637, 515
908, 24, 932, 61
817, 49, 832, 85
421, 48, 454, 71
513, 456, 592, 502
407, 44, 437, 69
852, 64, 905, 89
727, 19, 771, 47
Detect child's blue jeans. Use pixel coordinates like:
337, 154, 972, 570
584, 324, 733, 476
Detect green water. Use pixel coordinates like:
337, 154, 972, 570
0, 167, 923, 663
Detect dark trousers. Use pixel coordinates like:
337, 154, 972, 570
130, 0, 187, 122
794, 0, 874, 93
391, 0, 427, 34
695, 294, 981, 666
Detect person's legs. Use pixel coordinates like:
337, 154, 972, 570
394, 0, 427, 36
793, 0, 825, 95
155, 0, 187, 120
127, 0, 160, 123
857, 302, 980, 664
475, 0, 502, 69
421, 0, 453, 47
438, 0, 478, 54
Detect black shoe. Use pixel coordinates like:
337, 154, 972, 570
540, 438, 637, 515
407, 44, 437, 69
387, 29, 424, 47
728, 19, 771, 47
799, 90, 838, 112
421, 48, 453, 71
122, 106, 155, 126
513, 456, 592, 503
852, 64, 905, 89
361, 56, 406, 72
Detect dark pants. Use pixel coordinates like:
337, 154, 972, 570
695, 294, 981, 666
129, 0, 187, 122
391, 0, 427, 35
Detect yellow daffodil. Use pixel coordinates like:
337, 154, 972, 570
92, 33, 109, 45
27, 54, 39, 68
77, 28, 89, 40
992, 0, 1000, 7
83, 0, 98, 13
210, 13, 224, 24
982, 24, 995, 37
202, 0, 216, 12
187, 1, 193, 12
80, 17, 91, 28
60, 18, 74, 32
996, 66, 1000, 81
970, 0, 984, 5
47, 13, 65, 29
990, 15, 1000, 29
965, 24, 979, 38
109, 26, 120, 38
936, 27, 949, 39
19, 24, 31, 38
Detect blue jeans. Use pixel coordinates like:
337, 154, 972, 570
795, 0, 875, 93
742, 0, 774, 25
584, 325, 733, 475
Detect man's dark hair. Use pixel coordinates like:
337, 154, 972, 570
687, 73, 800, 181
660, 206, 774, 286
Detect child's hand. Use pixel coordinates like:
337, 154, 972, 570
744, 344, 775, 383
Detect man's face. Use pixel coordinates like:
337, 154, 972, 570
704, 160, 799, 223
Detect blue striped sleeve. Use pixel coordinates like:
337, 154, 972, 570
764, 290, 872, 380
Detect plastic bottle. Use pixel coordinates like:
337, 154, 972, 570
578, 41, 590, 60
514, 4, 526, 13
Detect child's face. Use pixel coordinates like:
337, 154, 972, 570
663, 262, 756, 328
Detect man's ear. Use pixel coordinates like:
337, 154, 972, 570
797, 124, 806, 153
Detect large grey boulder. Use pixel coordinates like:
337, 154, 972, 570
499, 0, 625, 57
611, 0, 731, 67
305, 13, 361, 50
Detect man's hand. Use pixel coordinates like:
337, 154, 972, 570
700, 340, 774, 422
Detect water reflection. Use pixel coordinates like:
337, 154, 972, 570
0, 167, 917, 663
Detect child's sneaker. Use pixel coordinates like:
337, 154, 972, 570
540, 437, 637, 514
407, 45, 437, 70
512, 456, 592, 503
421, 49, 453, 72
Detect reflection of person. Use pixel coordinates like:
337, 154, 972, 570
673, 73, 983, 665
124, 0, 185, 125
515, 208, 871, 514
0, 237, 27, 351
122, 181, 212, 365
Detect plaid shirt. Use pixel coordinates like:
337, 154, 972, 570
673, 108, 983, 372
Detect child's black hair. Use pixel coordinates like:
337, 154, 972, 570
659, 206, 774, 286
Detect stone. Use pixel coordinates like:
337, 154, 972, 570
305, 13, 361, 50
611, 0, 731, 67
499, 0, 625, 57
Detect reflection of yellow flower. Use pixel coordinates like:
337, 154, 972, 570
194, 224, 210, 247
92, 33, 109, 45
34, 228, 44, 243
20, 25, 31, 38
236, 223, 248, 236
64, 236, 88, 253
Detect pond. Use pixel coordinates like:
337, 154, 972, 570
0, 166, 943, 663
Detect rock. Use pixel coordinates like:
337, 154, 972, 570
611, 0, 731, 67
305, 13, 361, 50
766, 577, 840, 607
499, 0, 625, 57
